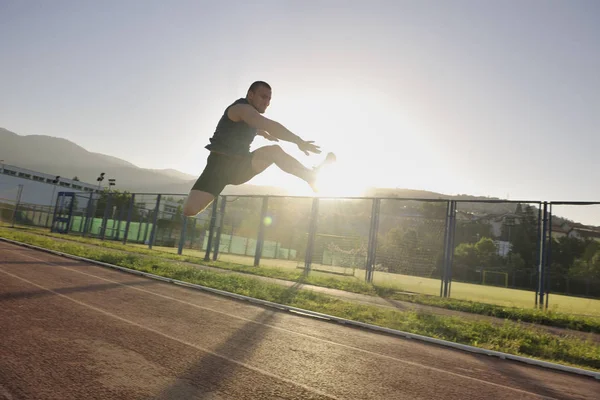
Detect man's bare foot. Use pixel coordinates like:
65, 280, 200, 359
314, 152, 336, 172
306, 152, 336, 192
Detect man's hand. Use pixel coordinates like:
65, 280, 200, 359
257, 130, 279, 142
297, 140, 321, 156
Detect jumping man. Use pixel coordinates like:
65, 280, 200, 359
183, 81, 333, 217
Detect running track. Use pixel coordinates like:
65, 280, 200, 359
0, 240, 598, 400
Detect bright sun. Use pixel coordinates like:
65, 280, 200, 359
283, 161, 369, 198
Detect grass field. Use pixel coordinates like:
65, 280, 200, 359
134, 244, 600, 317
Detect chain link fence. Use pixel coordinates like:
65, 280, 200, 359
452, 201, 542, 290
309, 198, 371, 276
0, 183, 21, 227
3, 186, 599, 310
0, 183, 54, 228
372, 199, 447, 295
546, 203, 600, 299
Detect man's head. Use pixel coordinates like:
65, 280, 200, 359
246, 81, 272, 114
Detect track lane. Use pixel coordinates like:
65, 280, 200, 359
1, 241, 598, 399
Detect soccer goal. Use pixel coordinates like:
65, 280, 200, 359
297, 232, 367, 276
482, 270, 509, 287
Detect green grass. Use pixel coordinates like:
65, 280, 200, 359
379, 290, 600, 334
372, 273, 600, 316
4, 226, 600, 334
7, 226, 377, 295
142, 242, 600, 317
1, 228, 599, 372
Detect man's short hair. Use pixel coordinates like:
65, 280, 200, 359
248, 81, 271, 93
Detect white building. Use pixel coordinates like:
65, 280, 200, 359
134, 198, 183, 220
1, 164, 211, 224
0, 163, 102, 206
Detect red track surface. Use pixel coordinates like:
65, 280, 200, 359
1, 240, 598, 399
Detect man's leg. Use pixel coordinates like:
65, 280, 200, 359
183, 153, 223, 217
251, 145, 318, 189
183, 190, 215, 217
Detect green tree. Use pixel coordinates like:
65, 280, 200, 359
93, 190, 140, 219
454, 221, 492, 246
506, 253, 525, 278
475, 237, 498, 268
507, 204, 539, 273
582, 240, 600, 263
421, 202, 447, 219
569, 248, 600, 280
452, 237, 503, 282
593, 251, 600, 279
454, 242, 478, 268
550, 236, 587, 283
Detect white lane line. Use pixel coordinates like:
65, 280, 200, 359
0, 267, 341, 400
2, 248, 566, 400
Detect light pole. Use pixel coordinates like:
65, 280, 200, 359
97, 172, 105, 191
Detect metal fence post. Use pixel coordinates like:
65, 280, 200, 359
440, 201, 451, 297
148, 194, 161, 249
534, 203, 542, 306
82, 192, 94, 236
204, 197, 219, 261
304, 197, 320, 275
253, 197, 269, 267
441, 200, 457, 298
142, 215, 150, 243
114, 205, 124, 240
213, 196, 227, 261
177, 215, 188, 255
365, 198, 381, 283
137, 214, 144, 243
123, 194, 135, 245
100, 193, 113, 241
545, 203, 553, 310
49, 193, 63, 232
446, 201, 457, 297
77, 199, 85, 233
11, 184, 24, 228
537, 202, 549, 308
189, 217, 198, 249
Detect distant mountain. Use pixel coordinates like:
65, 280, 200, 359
0, 127, 307, 196
1, 126, 535, 216
0, 127, 196, 193
363, 187, 523, 217
148, 168, 196, 181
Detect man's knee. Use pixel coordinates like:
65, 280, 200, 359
183, 203, 199, 217
183, 191, 215, 217
263, 144, 285, 157
252, 145, 284, 170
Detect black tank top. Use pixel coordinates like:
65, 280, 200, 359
205, 98, 257, 155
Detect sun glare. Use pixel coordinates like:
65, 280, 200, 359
269, 161, 368, 198
312, 163, 368, 197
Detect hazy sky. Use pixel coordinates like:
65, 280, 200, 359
1, 1, 599, 221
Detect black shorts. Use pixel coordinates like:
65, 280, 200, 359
191, 151, 258, 196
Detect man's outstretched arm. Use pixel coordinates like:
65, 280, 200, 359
228, 104, 321, 155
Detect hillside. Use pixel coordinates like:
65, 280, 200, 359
1, 127, 196, 192
1, 127, 545, 217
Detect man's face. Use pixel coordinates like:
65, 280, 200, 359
248, 86, 271, 114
